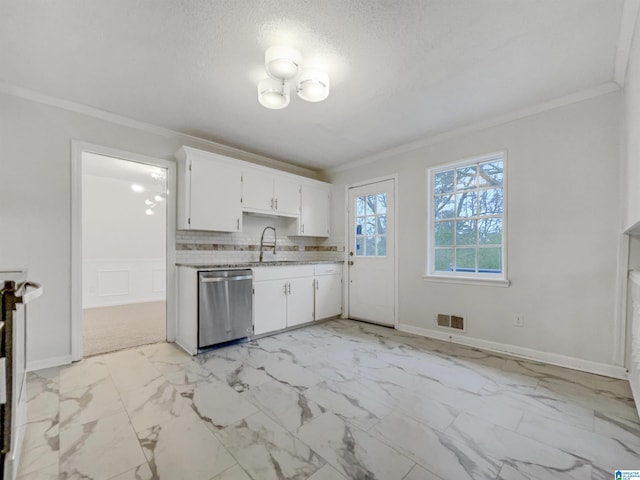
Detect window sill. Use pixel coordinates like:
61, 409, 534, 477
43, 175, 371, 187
423, 274, 510, 287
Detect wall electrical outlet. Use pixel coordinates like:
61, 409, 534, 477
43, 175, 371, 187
515, 314, 524, 327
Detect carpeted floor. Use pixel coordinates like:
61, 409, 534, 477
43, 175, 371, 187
82, 301, 166, 357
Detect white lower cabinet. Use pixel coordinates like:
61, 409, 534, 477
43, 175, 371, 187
253, 265, 315, 335
314, 273, 342, 320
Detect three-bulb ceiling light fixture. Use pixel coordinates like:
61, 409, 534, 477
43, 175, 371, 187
257, 46, 330, 109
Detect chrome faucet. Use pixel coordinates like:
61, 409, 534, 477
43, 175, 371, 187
259, 226, 277, 262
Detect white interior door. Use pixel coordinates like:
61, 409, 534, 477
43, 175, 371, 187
348, 179, 395, 325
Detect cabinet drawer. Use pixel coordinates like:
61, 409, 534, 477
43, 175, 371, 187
314, 264, 342, 276
253, 265, 314, 282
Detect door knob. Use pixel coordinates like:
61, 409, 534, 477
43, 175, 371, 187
348, 261, 354, 266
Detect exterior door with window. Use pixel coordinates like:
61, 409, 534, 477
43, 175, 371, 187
347, 179, 395, 325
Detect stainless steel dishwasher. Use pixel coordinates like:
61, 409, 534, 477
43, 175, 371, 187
198, 269, 253, 349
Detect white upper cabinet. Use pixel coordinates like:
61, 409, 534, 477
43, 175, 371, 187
176, 146, 331, 236
300, 183, 331, 237
242, 169, 301, 217
176, 147, 242, 232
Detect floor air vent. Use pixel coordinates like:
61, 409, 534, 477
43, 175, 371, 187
437, 313, 465, 331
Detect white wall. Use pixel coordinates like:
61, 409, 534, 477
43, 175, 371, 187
328, 92, 622, 371
624, 13, 640, 232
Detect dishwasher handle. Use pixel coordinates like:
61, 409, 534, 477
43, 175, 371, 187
200, 275, 252, 283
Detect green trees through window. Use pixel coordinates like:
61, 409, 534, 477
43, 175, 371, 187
430, 155, 505, 275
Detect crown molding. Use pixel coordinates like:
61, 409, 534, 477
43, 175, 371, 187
325, 82, 621, 176
0, 80, 318, 178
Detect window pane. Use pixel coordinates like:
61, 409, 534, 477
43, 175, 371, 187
365, 236, 376, 256
434, 248, 453, 271
435, 194, 455, 219
435, 221, 453, 246
356, 217, 365, 236
377, 236, 387, 256
479, 161, 503, 186
457, 192, 477, 217
366, 195, 375, 215
377, 215, 387, 235
434, 170, 454, 194
478, 218, 502, 245
377, 194, 387, 214
456, 220, 477, 245
356, 237, 364, 256
479, 188, 503, 215
456, 166, 477, 190
356, 197, 365, 215
478, 247, 502, 272
365, 216, 376, 235
455, 248, 476, 272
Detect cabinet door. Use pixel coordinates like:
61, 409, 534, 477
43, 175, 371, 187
242, 169, 274, 213
300, 184, 330, 237
253, 280, 287, 335
315, 275, 342, 320
286, 277, 315, 327
274, 177, 301, 216
190, 158, 242, 232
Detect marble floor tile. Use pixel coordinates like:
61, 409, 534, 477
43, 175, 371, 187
138, 411, 236, 480
210, 464, 253, 480
303, 380, 390, 431
59, 410, 147, 480
16, 462, 59, 480
103, 349, 163, 393
593, 410, 640, 448
217, 411, 325, 480
121, 376, 192, 432
370, 411, 501, 480
198, 353, 272, 393
59, 357, 111, 393
298, 411, 414, 480
479, 382, 595, 431
516, 412, 640, 471
59, 378, 124, 429
306, 463, 349, 480
17, 438, 59, 479
447, 412, 592, 480
243, 379, 325, 432
18, 319, 640, 480
186, 376, 259, 430
403, 464, 444, 480
536, 377, 639, 425
107, 463, 154, 480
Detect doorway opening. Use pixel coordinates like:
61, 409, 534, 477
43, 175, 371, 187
80, 152, 168, 356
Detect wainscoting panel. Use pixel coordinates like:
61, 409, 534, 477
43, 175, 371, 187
84, 259, 166, 308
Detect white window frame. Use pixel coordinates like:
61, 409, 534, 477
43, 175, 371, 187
425, 151, 509, 287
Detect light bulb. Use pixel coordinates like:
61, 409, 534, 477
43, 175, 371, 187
258, 78, 290, 109
145, 208, 154, 215
296, 69, 330, 102
154, 195, 164, 202
131, 184, 144, 193
145, 199, 153, 205
265, 46, 302, 80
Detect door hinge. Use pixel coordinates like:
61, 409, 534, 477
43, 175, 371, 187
188, 217, 191, 225
188, 162, 192, 171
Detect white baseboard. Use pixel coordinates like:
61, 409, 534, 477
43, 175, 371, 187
27, 354, 74, 372
397, 323, 628, 380
83, 297, 166, 309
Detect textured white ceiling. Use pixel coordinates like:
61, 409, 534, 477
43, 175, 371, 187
0, 0, 626, 170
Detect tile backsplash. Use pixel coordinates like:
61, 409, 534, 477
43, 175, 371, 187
175, 214, 344, 265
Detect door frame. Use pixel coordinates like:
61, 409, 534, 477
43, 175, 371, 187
70, 141, 177, 361
344, 174, 399, 328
